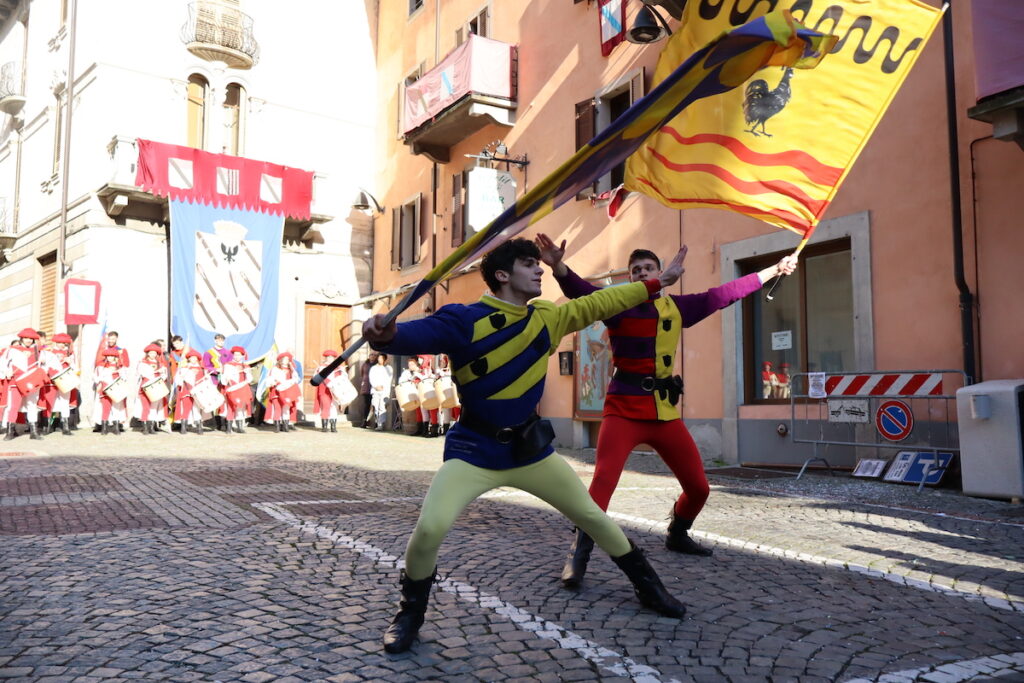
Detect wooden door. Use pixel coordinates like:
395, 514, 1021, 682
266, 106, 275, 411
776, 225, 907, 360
302, 303, 352, 411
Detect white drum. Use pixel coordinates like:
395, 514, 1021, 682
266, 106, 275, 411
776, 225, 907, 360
396, 381, 420, 411
192, 380, 225, 413
435, 376, 459, 409
103, 376, 130, 403
51, 367, 79, 393
328, 374, 358, 408
142, 378, 170, 402
418, 380, 441, 410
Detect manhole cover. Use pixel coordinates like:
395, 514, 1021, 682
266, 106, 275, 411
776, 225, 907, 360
707, 467, 796, 480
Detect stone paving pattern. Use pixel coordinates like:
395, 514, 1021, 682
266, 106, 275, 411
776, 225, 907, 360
1, 425, 1023, 682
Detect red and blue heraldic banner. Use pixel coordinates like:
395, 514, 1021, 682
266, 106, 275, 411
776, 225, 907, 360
135, 139, 313, 360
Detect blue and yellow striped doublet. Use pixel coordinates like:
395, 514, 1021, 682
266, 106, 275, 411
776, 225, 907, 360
376, 281, 658, 470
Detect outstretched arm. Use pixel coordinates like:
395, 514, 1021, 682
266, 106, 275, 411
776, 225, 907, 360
673, 252, 799, 327
362, 306, 469, 357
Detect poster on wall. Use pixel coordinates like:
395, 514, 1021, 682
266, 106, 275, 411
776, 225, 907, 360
573, 271, 629, 420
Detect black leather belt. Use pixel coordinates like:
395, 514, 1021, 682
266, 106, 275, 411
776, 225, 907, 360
613, 370, 676, 392
458, 411, 538, 445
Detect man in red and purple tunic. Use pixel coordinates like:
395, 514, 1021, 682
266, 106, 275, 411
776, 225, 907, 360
537, 233, 797, 588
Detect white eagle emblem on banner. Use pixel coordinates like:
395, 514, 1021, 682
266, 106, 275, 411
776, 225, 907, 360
193, 220, 262, 334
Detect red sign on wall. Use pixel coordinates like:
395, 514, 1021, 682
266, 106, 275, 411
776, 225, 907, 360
64, 278, 102, 325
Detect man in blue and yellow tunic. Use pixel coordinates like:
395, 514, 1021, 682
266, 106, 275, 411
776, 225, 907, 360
362, 238, 689, 654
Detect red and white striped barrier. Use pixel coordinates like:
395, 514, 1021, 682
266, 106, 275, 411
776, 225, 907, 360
825, 373, 943, 397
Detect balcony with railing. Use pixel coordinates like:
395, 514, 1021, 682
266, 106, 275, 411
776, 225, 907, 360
181, 1, 259, 70
402, 35, 517, 163
966, 0, 1024, 148
0, 61, 25, 115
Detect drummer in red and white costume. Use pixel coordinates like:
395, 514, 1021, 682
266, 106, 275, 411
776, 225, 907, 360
173, 350, 207, 435
3, 329, 45, 441
436, 353, 461, 436
135, 344, 169, 435
267, 352, 300, 432
93, 348, 128, 435
220, 346, 253, 434
40, 333, 78, 436
313, 350, 345, 433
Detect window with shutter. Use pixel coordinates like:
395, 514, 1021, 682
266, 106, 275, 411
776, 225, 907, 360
413, 194, 423, 265
575, 99, 596, 200
391, 207, 401, 270
38, 253, 58, 335
451, 172, 464, 247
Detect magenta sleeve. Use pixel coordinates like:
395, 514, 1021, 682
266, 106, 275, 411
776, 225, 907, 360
671, 273, 763, 327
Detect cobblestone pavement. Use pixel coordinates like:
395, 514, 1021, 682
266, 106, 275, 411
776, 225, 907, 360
2, 425, 1024, 682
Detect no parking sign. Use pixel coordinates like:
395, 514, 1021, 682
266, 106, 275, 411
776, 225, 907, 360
876, 399, 913, 441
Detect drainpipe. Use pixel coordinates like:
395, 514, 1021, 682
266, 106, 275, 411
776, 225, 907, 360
57, 0, 78, 287
941, 2, 977, 383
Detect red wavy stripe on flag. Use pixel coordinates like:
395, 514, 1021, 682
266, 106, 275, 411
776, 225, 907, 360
657, 128, 843, 186
635, 177, 813, 234
647, 148, 828, 216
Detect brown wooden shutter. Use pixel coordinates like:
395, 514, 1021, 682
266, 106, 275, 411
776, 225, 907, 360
575, 98, 597, 200
629, 67, 646, 104
391, 207, 401, 269
38, 253, 58, 334
451, 172, 464, 247
414, 194, 424, 265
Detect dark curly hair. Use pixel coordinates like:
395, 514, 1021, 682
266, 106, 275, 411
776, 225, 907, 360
481, 238, 541, 293
628, 249, 660, 269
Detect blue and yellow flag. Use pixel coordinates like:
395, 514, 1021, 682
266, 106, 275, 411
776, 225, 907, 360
625, 0, 943, 236
386, 12, 836, 322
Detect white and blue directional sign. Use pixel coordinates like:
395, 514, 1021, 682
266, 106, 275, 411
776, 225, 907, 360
884, 451, 955, 486
876, 399, 914, 441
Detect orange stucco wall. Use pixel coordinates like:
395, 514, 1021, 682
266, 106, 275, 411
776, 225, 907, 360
370, 0, 1023, 458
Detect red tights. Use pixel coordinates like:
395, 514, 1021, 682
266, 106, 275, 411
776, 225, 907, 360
589, 414, 710, 520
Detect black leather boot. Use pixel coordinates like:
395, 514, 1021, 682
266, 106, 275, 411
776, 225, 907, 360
666, 514, 713, 556
101, 421, 110, 435
611, 542, 687, 619
4, 424, 17, 440
427, 423, 439, 438
329, 419, 337, 433
224, 418, 233, 435
561, 528, 595, 590
274, 420, 282, 433
29, 423, 42, 440
236, 419, 245, 433
194, 421, 203, 435
415, 421, 426, 437
61, 418, 71, 436
39, 417, 50, 435
382, 569, 436, 654
321, 421, 328, 432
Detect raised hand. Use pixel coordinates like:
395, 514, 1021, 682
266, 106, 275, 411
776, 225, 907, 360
658, 245, 688, 289
535, 233, 568, 276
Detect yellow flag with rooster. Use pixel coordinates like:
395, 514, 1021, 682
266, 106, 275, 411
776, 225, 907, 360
625, 0, 943, 235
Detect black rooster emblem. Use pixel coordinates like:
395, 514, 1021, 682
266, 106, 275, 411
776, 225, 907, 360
743, 67, 794, 137
221, 243, 239, 264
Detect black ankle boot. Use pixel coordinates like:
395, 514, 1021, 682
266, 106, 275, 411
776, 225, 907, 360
61, 419, 71, 436
224, 419, 232, 435
415, 421, 426, 437
382, 569, 436, 654
611, 542, 687, 619
561, 528, 595, 590
194, 421, 203, 435
666, 514, 713, 556
274, 420, 282, 433
101, 421, 109, 435
3, 424, 15, 441
236, 419, 245, 433
321, 421, 328, 432
329, 419, 337, 433
39, 418, 50, 435
427, 423, 439, 438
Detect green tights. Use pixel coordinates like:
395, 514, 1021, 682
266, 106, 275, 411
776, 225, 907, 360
404, 453, 632, 580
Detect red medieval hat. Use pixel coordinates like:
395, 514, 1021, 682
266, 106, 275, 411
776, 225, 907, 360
17, 328, 40, 340
322, 349, 338, 357
277, 352, 293, 361
762, 361, 773, 367
144, 343, 162, 353
230, 346, 246, 355
102, 348, 121, 358
186, 350, 201, 360
52, 333, 72, 344
780, 362, 790, 368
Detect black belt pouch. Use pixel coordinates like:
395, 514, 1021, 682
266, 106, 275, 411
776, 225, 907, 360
512, 414, 556, 462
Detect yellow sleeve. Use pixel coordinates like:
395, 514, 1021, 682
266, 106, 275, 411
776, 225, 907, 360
542, 280, 653, 342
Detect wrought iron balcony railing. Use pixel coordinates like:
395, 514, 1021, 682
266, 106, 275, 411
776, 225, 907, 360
181, 1, 259, 69
0, 61, 26, 115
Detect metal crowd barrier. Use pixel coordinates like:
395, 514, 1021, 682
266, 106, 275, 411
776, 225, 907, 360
788, 369, 970, 490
